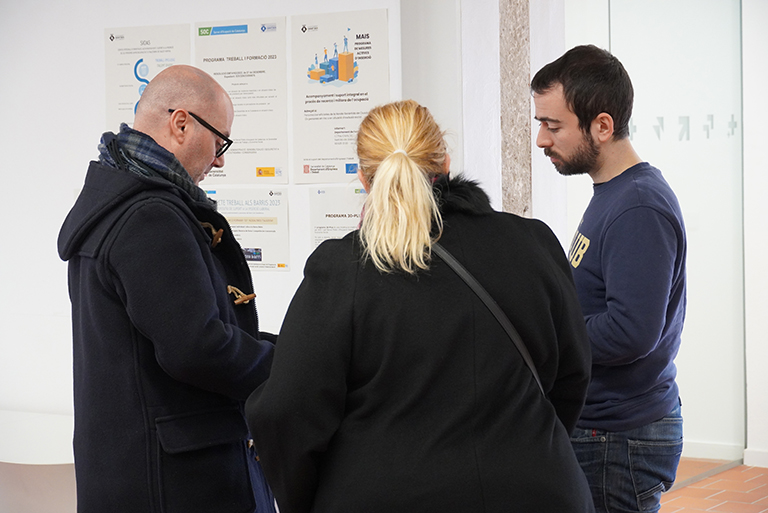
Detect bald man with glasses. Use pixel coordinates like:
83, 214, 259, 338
58, 65, 277, 513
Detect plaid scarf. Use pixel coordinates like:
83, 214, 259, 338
98, 123, 214, 206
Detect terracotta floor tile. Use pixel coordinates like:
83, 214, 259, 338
709, 487, 768, 504
720, 468, 766, 482
691, 476, 726, 488
675, 458, 733, 483
708, 501, 768, 513
659, 504, 685, 513
740, 467, 768, 479
661, 496, 726, 510
670, 486, 722, 500
643, 464, 768, 512
659, 504, 696, 512
678, 458, 729, 471
703, 479, 766, 493
662, 490, 684, 503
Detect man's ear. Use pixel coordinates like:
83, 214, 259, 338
168, 110, 189, 145
592, 112, 615, 143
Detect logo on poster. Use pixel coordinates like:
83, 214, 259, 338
243, 248, 262, 262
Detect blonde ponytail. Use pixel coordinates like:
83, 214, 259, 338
356, 100, 447, 274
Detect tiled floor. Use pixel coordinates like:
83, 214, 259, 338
661, 459, 768, 512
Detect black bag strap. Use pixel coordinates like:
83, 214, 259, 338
432, 242, 545, 396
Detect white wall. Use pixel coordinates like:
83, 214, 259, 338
460, 0, 768, 469
1, 0, 404, 459
743, 0, 768, 468
2, 0, 766, 509
562, 0, 608, 243
0, 0, 471, 509
401, 1, 465, 179
0, 0, 406, 510
460, 0, 502, 208
558, 0, 749, 462
529, 0, 568, 242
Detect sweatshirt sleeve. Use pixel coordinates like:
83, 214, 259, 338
246, 239, 355, 513
585, 206, 679, 365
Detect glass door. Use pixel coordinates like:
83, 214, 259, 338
565, 0, 745, 467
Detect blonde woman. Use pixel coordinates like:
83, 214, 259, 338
246, 100, 594, 513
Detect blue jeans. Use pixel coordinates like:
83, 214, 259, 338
570, 401, 683, 513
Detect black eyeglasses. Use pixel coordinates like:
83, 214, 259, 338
168, 109, 233, 158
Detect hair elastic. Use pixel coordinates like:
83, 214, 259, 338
392, 149, 408, 157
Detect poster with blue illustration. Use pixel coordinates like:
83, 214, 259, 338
291, 9, 389, 184
104, 25, 190, 130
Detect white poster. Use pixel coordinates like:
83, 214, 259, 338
196, 19, 289, 185
105, 25, 190, 130
291, 9, 390, 184
309, 183, 367, 249
207, 187, 290, 271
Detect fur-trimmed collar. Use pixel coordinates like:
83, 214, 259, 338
434, 174, 495, 215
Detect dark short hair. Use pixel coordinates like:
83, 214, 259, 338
531, 45, 634, 140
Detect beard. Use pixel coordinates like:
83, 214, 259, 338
545, 132, 600, 176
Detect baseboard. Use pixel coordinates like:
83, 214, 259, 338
744, 448, 768, 468
0, 410, 74, 464
682, 440, 745, 461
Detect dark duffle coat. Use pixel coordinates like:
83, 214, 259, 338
58, 159, 275, 513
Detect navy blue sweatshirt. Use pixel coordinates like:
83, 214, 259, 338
568, 162, 686, 432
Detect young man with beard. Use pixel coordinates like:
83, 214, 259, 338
531, 45, 687, 513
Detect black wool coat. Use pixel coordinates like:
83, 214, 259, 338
58, 160, 275, 513
247, 176, 595, 513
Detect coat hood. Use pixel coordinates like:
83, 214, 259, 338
434, 174, 495, 216
57, 161, 186, 261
